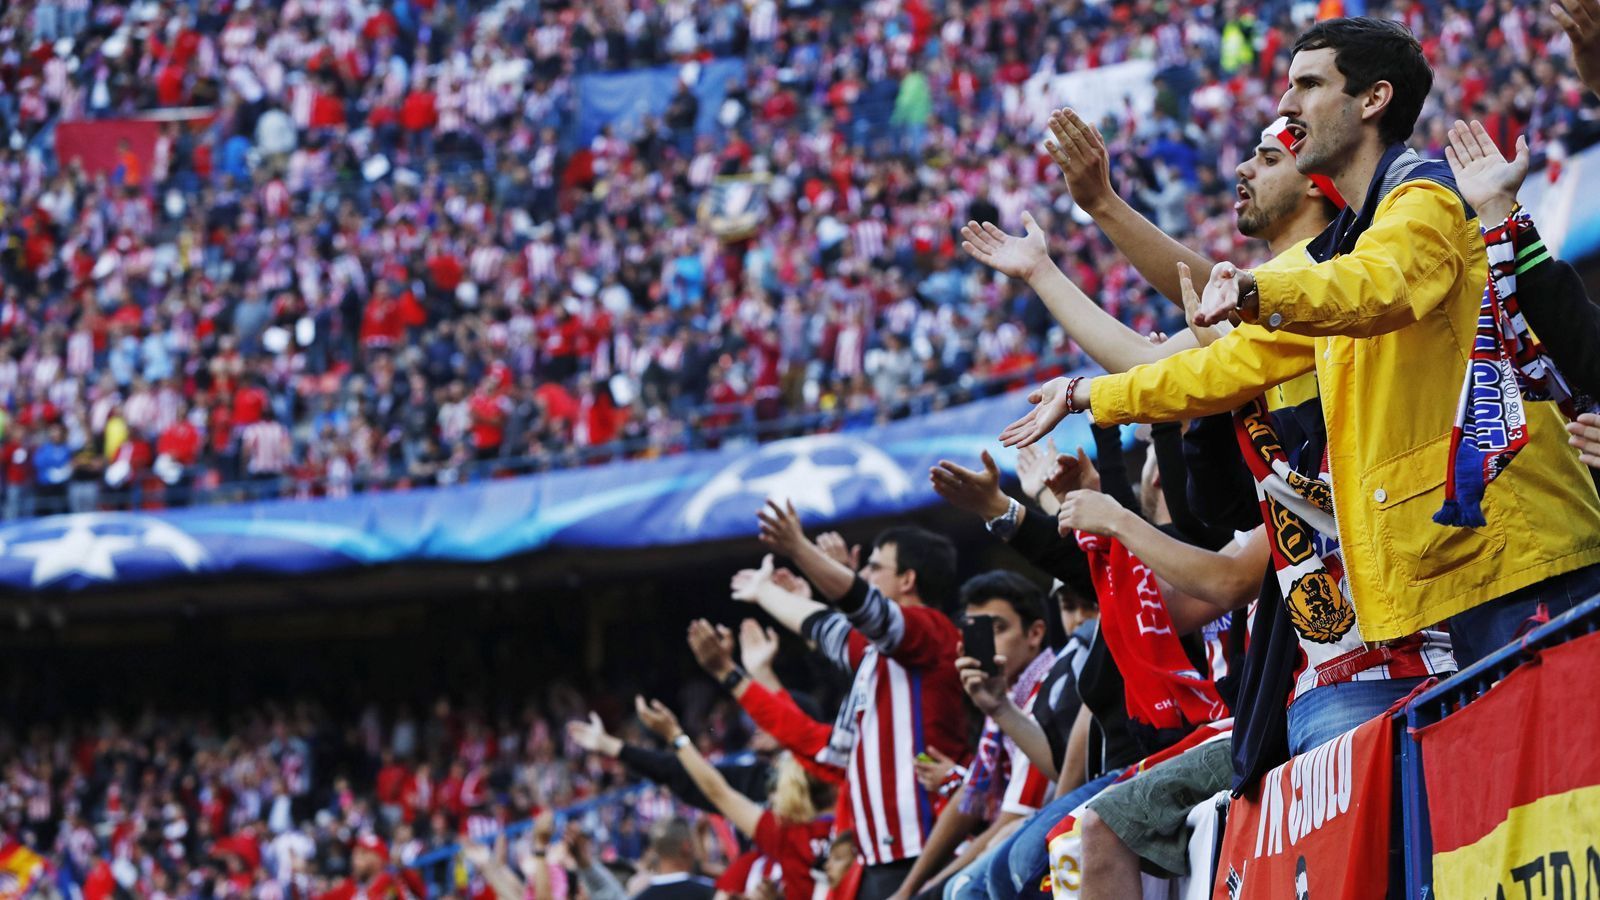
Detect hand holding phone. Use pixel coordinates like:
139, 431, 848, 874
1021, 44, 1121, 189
961, 614, 999, 677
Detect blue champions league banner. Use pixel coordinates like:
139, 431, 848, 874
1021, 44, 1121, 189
0, 387, 1097, 593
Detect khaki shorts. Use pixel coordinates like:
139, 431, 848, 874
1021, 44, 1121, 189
1084, 738, 1232, 877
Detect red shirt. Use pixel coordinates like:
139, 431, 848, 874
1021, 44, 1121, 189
376, 764, 409, 805
468, 393, 506, 452
232, 386, 267, 427
157, 420, 201, 465
426, 253, 464, 293
400, 91, 437, 132
754, 812, 834, 900
360, 297, 403, 347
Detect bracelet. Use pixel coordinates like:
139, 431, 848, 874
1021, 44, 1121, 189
720, 668, 748, 692
1062, 376, 1086, 414
671, 733, 692, 750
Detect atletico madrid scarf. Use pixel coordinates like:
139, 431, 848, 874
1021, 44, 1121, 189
958, 647, 1056, 820
1436, 207, 1594, 527
1075, 531, 1228, 733
1233, 398, 1361, 654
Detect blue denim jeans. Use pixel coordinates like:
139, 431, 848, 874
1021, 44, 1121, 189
962, 770, 1125, 900
1447, 562, 1600, 668
1285, 675, 1429, 756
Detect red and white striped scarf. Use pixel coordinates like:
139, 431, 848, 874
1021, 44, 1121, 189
1436, 207, 1594, 527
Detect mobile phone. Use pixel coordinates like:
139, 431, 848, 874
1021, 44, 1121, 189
962, 615, 999, 677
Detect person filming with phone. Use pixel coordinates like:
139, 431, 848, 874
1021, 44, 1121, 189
890, 572, 1056, 900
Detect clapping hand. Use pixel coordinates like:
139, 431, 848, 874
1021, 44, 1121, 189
687, 618, 736, 679
731, 554, 777, 602
1044, 447, 1099, 501
635, 696, 683, 741
930, 450, 1009, 519
739, 619, 781, 675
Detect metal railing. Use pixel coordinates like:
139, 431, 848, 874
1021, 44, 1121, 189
1396, 593, 1600, 897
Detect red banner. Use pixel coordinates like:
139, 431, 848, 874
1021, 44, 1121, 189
1212, 713, 1393, 900
1418, 629, 1600, 899
55, 119, 161, 183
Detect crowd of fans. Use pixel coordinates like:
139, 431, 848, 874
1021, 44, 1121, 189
6, 0, 1600, 899
1, 0, 1597, 515
0, 686, 779, 898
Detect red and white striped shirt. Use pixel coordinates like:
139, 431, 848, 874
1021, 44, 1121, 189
851, 219, 887, 261
807, 587, 966, 867
241, 421, 294, 475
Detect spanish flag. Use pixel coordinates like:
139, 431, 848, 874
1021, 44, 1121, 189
1418, 629, 1600, 899
0, 841, 45, 899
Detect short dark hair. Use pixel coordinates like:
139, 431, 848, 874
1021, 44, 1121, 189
1293, 17, 1431, 145
959, 570, 1046, 631
875, 526, 958, 612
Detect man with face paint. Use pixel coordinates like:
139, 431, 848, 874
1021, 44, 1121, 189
961, 115, 1447, 900
1006, 19, 1600, 670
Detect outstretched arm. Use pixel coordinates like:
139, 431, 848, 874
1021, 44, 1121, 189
961, 214, 1204, 374
733, 555, 831, 637
1057, 491, 1266, 631
757, 500, 855, 601
1044, 108, 1217, 308
636, 697, 765, 838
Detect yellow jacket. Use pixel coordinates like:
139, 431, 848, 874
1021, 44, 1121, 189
1090, 184, 1600, 640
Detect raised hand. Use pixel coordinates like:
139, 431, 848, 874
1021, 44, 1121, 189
815, 532, 860, 571
1444, 119, 1529, 226
960, 211, 1051, 282
1177, 262, 1222, 348
567, 712, 624, 758
635, 695, 683, 741
1044, 108, 1114, 214
769, 567, 814, 599
1016, 437, 1060, 502
1044, 447, 1099, 501
929, 450, 1009, 519
955, 654, 1009, 715
1553, 0, 1600, 100
564, 822, 593, 870
757, 499, 809, 558
731, 554, 777, 602
999, 376, 1072, 448
739, 618, 781, 675
687, 618, 736, 678
1057, 489, 1130, 538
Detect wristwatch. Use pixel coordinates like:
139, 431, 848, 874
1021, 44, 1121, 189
672, 733, 693, 750
720, 668, 747, 692
984, 497, 1022, 541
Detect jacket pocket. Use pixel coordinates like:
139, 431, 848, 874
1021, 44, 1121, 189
1364, 434, 1508, 585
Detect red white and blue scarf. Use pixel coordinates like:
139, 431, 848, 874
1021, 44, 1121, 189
1436, 207, 1593, 526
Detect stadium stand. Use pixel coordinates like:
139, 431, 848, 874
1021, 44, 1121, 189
3, 0, 1600, 899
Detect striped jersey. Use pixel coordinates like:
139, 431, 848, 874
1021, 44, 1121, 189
805, 585, 965, 867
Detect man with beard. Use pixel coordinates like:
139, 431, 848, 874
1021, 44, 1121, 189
1013, 18, 1600, 670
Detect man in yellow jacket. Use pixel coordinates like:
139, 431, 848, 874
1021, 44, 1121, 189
1002, 18, 1600, 666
